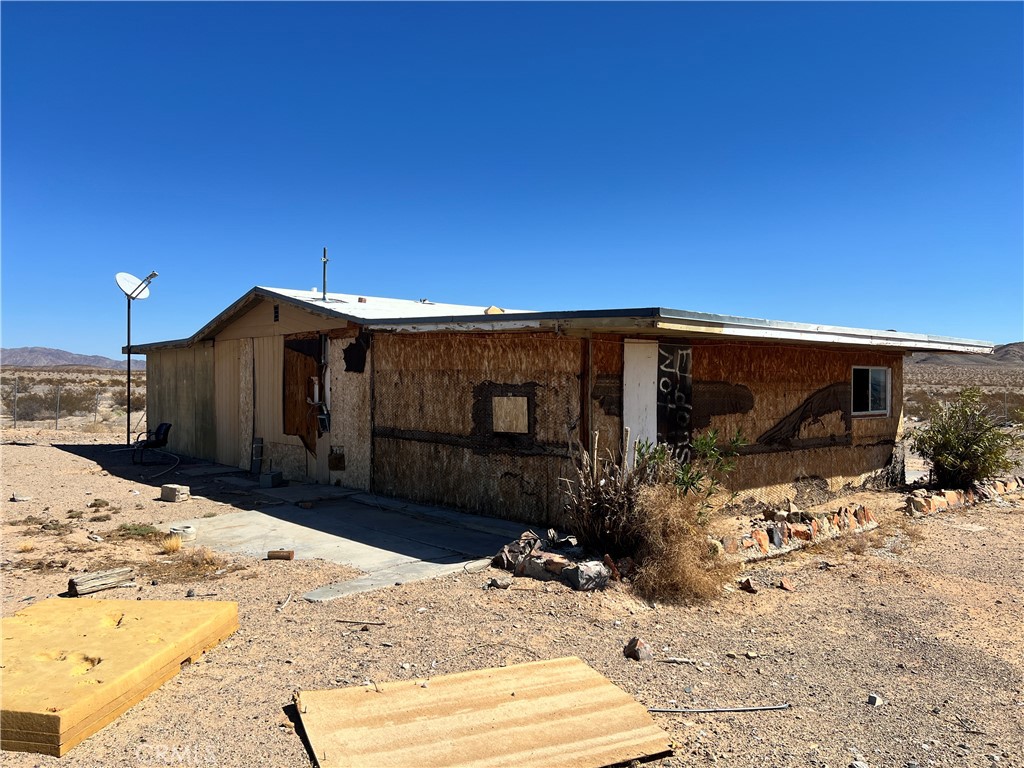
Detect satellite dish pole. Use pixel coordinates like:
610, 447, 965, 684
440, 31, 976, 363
115, 271, 158, 445
322, 246, 328, 301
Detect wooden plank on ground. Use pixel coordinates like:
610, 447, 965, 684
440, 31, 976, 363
296, 656, 672, 768
1, 598, 238, 756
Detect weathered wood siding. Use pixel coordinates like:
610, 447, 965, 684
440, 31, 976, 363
214, 339, 241, 468
144, 344, 215, 460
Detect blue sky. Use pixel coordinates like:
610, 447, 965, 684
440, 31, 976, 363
2, 1, 1022, 356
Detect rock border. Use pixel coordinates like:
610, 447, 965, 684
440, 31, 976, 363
904, 475, 1023, 517
721, 503, 878, 563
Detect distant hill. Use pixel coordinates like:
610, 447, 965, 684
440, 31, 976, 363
0, 347, 144, 370
909, 341, 1024, 368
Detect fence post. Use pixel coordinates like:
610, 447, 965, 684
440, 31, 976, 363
13, 377, 18, 428
55, 384, 61, 431
95, 389, 100, 423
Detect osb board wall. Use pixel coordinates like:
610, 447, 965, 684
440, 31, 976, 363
328, 334, 372, 490
374, 439, 571, 526
371, 333, 581, 523
214, 298, 350, 342
145, 345, 216, 462
690, 341, 904, 502
590, 334, 623, 461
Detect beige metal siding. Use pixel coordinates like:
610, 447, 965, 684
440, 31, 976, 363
214, 339, 241, 467
216, 301, 348, 341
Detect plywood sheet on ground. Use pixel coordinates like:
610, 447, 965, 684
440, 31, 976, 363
296, 656, 672, 768
1, 598, 238, 756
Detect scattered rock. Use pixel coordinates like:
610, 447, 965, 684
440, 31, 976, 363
624, 637, 654, 662
186, 588, 196, 598
739, 577, 758, 594
744, 650, 759, 660
563, 561, 610, 592
778, 577, 795, 592
87, 534, 103, 542
485, 577, 511, 590
87, 498, 109, 508
10, 494, 32, 502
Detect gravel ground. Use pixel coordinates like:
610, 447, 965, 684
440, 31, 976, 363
2, 429, 1022, 768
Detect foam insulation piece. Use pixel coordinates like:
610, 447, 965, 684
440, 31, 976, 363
296, 656, 672, 768
1, 598, 238, 756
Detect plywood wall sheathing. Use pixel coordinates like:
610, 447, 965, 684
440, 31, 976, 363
296, 656, 671, 768
372, 333, 580, 524
327, 336, 372, 489
143, 346, 216, 461
1, 599, 238, 757
214, 338, 241, 467
215, 298, 349, 341
690, 341, 904, 503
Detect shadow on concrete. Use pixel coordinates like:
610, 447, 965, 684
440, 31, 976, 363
50, 442, 525, 594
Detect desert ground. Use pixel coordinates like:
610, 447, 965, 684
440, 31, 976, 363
1, 360, 1023, 768
2, 425, 1022, 768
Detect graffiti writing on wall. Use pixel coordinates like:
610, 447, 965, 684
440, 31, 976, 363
656, 343, 693, 462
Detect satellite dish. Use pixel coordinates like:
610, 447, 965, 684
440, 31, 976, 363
115, 271, 154, 300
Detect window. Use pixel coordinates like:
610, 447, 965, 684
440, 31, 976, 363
852, 367, 889, 416
492, 396, 529, 434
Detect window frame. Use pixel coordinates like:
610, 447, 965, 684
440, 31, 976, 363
851, 365, 891, 417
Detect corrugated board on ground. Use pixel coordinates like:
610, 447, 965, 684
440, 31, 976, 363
1, 599, 238, 756
296, 656, 672, 768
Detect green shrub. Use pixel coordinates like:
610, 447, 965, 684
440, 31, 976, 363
911, 387, 1023, 489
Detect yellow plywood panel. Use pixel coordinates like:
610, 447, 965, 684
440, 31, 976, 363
1, 599, 238, 757
296, 656, 671, 768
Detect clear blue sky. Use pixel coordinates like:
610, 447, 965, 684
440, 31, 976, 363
3, 2, 1022, 357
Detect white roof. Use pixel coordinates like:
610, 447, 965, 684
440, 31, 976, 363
258, 287, 533, 320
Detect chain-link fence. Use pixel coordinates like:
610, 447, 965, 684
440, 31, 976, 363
0, 371, 146, 431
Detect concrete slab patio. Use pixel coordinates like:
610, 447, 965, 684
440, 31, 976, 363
168, 485, 527, 602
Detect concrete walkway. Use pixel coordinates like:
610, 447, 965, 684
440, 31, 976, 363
168, 481, 527, 602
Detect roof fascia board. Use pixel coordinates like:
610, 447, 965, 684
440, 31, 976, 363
655, 319, 992, 353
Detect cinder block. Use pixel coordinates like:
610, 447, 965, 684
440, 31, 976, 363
260, 471, 284, 488
159, 484, 190, 503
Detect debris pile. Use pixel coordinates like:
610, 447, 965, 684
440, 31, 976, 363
904, 475, 1022, 517
491, 529, 620, 591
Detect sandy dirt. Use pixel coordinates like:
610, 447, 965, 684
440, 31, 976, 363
2, 428, 1022, 768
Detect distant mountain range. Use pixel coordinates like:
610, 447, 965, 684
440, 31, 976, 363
0, 347, 145, 370
909, 341, 1024, 368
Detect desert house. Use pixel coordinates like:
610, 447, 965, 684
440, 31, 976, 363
132, 287, 991, 524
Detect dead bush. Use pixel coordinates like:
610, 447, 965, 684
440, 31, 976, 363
562, 431, 742, 602
159, 534, 183, 554
629, 485, 739, 601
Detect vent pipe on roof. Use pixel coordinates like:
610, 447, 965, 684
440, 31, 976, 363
322, 247, 329, 302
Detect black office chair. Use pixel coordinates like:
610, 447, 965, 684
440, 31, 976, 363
132, 422, 172, 464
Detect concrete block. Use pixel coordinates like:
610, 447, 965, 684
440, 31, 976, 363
259, 471, 284, 489
159, 484, 190, 503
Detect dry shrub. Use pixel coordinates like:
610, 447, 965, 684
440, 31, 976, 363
181, 546, 226, 570
16, 542, 35, 553
159, 534, 183, 554
630, 485, 739, 602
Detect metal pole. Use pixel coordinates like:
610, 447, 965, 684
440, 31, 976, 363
13, 377, 18, 428
55, 383, 61, 430
126, 294, 132, 445
322, 246, 328, 301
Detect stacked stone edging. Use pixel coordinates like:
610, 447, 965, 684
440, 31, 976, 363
722, 503, 877, 563
904, 475, 1023, 518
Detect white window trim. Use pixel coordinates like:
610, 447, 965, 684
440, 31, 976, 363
851, 366, 891, 417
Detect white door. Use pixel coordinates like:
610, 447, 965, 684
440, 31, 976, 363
622, 339, 658, 463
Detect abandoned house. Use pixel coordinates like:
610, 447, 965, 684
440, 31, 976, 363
132, 287, 992, 524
